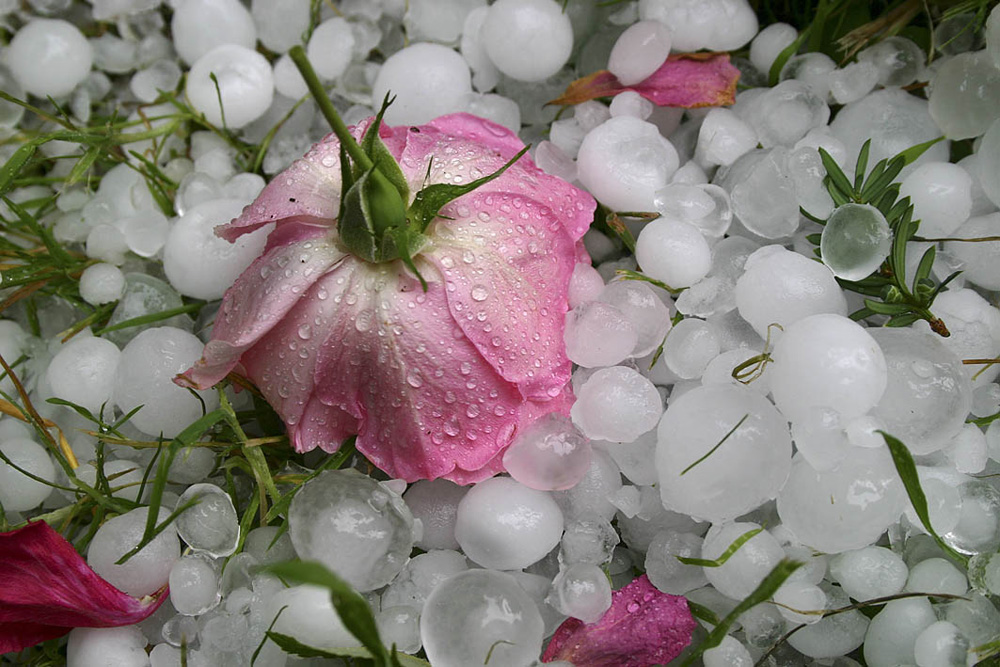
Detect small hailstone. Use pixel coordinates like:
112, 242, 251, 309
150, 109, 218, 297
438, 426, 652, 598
928, 51, 1000, 140
171, 0, 256, 65
273, 53, 309, 99
662, 318, 719, 380
773, 581, 827, 625
609, 91, 654, 119
85, 224, 129, 265
502, 413, 592, 491
913, 621, 970, 667
864, 598, 937, 667
597, 280, 671, 357
567, 263, 605, 309
571, 366, 662, 443
577, 116, 679, 212
547, 563, 612, 623
169, 555, 220, 616
129, 60, 182, 104
829, 546, 908, 601
828, 61, 880, 105
460, 92, 521, 132
702, 522, 785, 600
47, 336, 121, 415
371, 42, 472, 125
66, 627, 149, 667
266, 585, 363, 651
87, 506, 180, 597
749, 22, 796, 75
0, 438, 56, 512
945, 213, 1000, 291
696, 109, 758, 168
905, 558, 969, 597
185, 45, 274, 129
307, 18, 356, 81
402, 478, 468, 551
857, 36, 926, 88
608, 20, 671, 86
481, 0, 573, 82
6, 19, 93, 98
175, 483, 240, 558
459, 6, 501, 92
251, 0, 311, 54
563, 300, 638, 368
454, 476, 563, 570
403, 0, 486, 45
644, 530, 708, 594
639, 0, 758, 52
821, 203, 892, 281
635, 217, 712, 289
79, 263, 125, 305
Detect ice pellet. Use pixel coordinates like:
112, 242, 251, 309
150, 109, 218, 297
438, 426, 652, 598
749, 22, 796, 75
307, 18, 355, 81
380, 550, 469, 612
171, 0, 256, 65
864, 598, 937, 667
635, 218, 712, 289
175, 483, 240, 558
704, 634, 753, 667
290, 469, 414, 591
906, 557, 969, 596
87, 506, 180, 597
828, 61, 880, 105
567, 262, 606, 309
644, 530, 708, 594
662, 318, 720, 379
657, 384, 792, 522
914, 621, 970, 667
502, 413, 592, 491
113, 327, 219, 438
169, 554, 220, 616
185, 45, 274, 129
0, 438, 55, 512
744, 80, 830, 149
608, 20, 671, 86
402, 478, 468, 551
454, 476, 563, 570
371, 42, 472, 125
251, 0, 311, 54
898, 162, 973, 238
829, 546, 908, 601
701, 522, 784, 599
820, 203, 892, 281
639, 0, 758, 52
481, 0, 573, 82
919, 288, 1000, 386
725, 148, 801, 238
571, 366, 663, 443
420, 569, 544, 667
47, 336, 121, 416
548, 563, 612, 623
577, 116, 679, 212
945, 212, 1000, 291
67, 627, 149, 667
563, 300, 638, 368
597, 280, 672, 357
6, 19, 93, 98
266, 584, 363, 650
857, 36, 926, 87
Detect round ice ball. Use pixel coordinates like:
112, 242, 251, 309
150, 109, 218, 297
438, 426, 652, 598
946, 213, 1000, 291
644, 530, 709, 594
113, 327, 220, 438
928, 51, 1000, 140
171, 0, 257, 66
608, 20, 671, 86
563, 300, 638, 368
185, 45, 274, 129
735, 245, 847, 338
570, 365, 663, 443
639, 0, 759, 52
869, 328, 972, 456
267, 584, 363, 651
702, 522, 785, 599
175, 483, 240, 558
420, 569, 544, 667
829, 546, 908, 601
87, 506, 180, 597
163, 198, 271, 300
898, 162, 973, 239
548, 562, 612, 623
597, 279, 672, 357
47, 336, 121, 416
820, 203, 892, 282
67, 626, 149, 667
864, 598, 937, 667
79, 263, 125, 306
306, 17, 355, 81
657, 384, 792, 523
402, 478, 468, 551
454, 476, 563, 570
577, 116, 679, 212
0, 438, 56, 512
6, 19, 93, 98
289, 469, 413, 591
503, 413, 592, 491
635, 218, 712, 289
169, 555, 219, 616
769, 314, 887, 423
750, 22, 797, 75
481, 0, 573, 82
777, 448, 906, 553
371, 43, 472, 126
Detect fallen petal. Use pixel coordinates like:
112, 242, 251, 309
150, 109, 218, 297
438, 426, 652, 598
549, 53, 740, 109
542, 574, 697, 667
0, 522, 167, 654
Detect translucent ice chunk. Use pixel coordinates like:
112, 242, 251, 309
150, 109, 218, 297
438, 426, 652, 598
724, 148, 801, 239
251, 0, 311, 54
47, 336, 120, 416
402, 478, 468, 551
863, 598, 936, 667
597, 280, 672, 357
371, 43, 472, 125
829, 546, 908, 601
171, 0, 256, 66
175, 483, 240, 558
644, 530, 708, 594
307, 18, 355, 81
945, 213, 1000, 291
380, 550, 469, 612
638, 0, 758, 52
67, 626, 149, 667
87, 506, 180, 597
169, 554, 220, 616
547, 563, 612, 623
481, 0, 573, 82
857, 36, 926, 87
702, 522, 784, 599
104, 273, 190, 347
6, 19, 93, 98
290, 469, 413, 591
898, 162, 973, 238
563, 300, 638, 368
571, 366, 663, 443
820, 203, 892, 281
0, 438, 55, 512
185, 45, 274, 129
662, 318, 720, 380
635, 217, 712, 288
608, 20, 671, 86
929, 51, 1000, 139
502, 413, 592, 491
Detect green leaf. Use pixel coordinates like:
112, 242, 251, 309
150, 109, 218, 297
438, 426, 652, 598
885, 313, 920, 327
681, 559, 803, 666
267, 560, 391, 666
854, 139, 871, 191
2, 196, 75, 268
0, 140, 41, 199
862, 299, 912, 316
66, 145, 103, 187
912, 245, 936, 291
879, 431, 969, 566
862, 156, 905, 204
769, 25, 812, 86
894, 135, 945, 167
614, 269, 681, 294
408, 145, 529, 233
265, 632, 431, 667
676, 526, 763, 567
92, 303, 203, 335
804, 232, 822, 246
361, 93, 410, 203
818, 147, 855, 201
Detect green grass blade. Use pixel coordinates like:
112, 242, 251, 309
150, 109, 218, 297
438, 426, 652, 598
676, 526, 764, 567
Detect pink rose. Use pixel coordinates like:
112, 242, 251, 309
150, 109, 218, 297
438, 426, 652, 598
178, 113, 595, 484
0, 521, 167, 653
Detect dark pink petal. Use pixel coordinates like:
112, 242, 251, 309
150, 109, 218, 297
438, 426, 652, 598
542, 575, 697, 667
401, 113, 596, 240
549, 53, 740, 109
295, 258, 527, 483
176, 227, 344, 391
218, 118, 410, 242
425, 190, 577, 401
0, 522, 167, 654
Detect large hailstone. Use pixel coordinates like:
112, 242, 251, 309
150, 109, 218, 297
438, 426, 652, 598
185, 45, 274, 129
5, 19, 93, 98
480, 0, 573, 82
371, 43, 472, 125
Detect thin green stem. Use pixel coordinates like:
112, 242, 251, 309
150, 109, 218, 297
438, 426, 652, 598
288, 45, 372, 171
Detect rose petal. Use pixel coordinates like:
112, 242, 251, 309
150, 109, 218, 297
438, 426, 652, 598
176, 227, 344, 390
549, 53, 740, 108
0, 522, 167, 654
425, 190, 577, 401
542, 575, 697, 667
304, 258, 527, 483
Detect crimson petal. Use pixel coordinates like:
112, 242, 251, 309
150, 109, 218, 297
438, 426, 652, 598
0, 522, 167, 654
542, 575, 697, 667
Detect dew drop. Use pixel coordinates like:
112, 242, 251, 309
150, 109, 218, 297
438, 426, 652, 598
443, 420, 460, 437
627, 602, 640, 613
406, 371, 424, 388
298, 324, 312, 340
466, 404, 480, 418
459, 361, 472, 375
470, 285, 489, 302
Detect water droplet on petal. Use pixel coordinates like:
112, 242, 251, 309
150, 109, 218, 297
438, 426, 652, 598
471, 285, 489, 302
298, 324, 312, 340
406, 371, 423, 388
627, 602, 640, 613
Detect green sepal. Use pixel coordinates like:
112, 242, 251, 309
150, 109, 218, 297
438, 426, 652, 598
338, 166, 409, 263
408, 145, 530, 233
361, 93, 410, 204
336, 142, 354, 224
338, 170, 379, 262
382, 226, 430, 291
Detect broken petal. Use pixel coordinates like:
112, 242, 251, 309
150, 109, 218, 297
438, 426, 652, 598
549, 53, 740, 109
542, 574, 697, 667
0, 522, 167, 654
